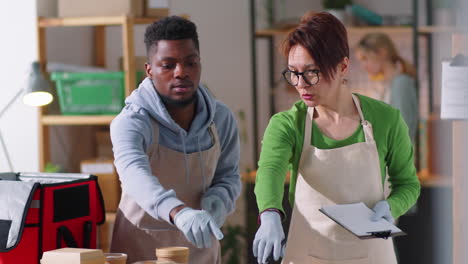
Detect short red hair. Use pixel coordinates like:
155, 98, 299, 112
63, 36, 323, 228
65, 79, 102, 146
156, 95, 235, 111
281, 11, 349, 81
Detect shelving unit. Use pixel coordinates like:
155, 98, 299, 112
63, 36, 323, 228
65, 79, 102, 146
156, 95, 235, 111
256, 25, 414, 37
40, 115, 116, 126
36, 15, 157, 171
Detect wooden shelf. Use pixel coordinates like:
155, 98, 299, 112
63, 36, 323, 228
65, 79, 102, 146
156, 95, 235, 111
256, 25, 468, 37
242, 169, 451, 187
256, 26, 413, 37
241, 170, 290, 184
347, 26, 412, 34
38, 16, 159, 27
417, 26, 460, 34
417, 169, 452, 187
41, 115, 115, 125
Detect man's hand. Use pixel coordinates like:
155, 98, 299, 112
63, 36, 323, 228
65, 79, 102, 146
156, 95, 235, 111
174, 207, 224, 248
201, 195, 227, 228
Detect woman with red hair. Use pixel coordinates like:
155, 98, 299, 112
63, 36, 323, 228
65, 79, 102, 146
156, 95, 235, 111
253, 12, 420, 264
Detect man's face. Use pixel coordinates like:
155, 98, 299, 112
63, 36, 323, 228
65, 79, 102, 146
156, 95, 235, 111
145, 39, 201, 106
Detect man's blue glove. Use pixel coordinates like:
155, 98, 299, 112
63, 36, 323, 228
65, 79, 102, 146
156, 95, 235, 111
253, 211, 285, 264
371, 200, 394, 223
201, 195, 227, 228
174, 207, 224, 248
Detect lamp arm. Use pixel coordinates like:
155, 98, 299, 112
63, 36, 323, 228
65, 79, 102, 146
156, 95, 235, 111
0, 130, 13, 171
0, 87, 24, 172
0, 88, 24, 120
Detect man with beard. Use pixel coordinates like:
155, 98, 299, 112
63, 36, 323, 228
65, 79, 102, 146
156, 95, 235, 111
109, 16, 241, 264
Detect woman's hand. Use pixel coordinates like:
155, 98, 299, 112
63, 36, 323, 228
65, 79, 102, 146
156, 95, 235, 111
371, 200, 394, 223
253, 211, 285, 263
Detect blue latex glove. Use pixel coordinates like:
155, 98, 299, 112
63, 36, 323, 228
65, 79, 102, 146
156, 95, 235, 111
371, 200, 394, 223
253, 211, 285, 264
174, 207, 224, 248
201, 195, 227, 228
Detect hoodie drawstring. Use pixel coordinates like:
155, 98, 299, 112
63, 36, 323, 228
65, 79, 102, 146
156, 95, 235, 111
196, 136, 206, 193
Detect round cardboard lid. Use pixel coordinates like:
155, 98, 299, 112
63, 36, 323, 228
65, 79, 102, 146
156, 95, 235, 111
155, 247, 189, 257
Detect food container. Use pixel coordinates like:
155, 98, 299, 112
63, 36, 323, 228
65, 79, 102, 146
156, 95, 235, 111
104, 253, 127, 264
155, 247, 189, 264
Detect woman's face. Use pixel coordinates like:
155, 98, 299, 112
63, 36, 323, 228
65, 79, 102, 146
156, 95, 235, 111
287, 44, 345, 107
355, 48, 383, 77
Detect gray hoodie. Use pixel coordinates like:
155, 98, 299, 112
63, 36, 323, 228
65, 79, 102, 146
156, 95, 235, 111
110, 78, 241, 224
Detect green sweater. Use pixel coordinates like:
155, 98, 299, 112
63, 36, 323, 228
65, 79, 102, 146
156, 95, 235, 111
254, 94, 420, 219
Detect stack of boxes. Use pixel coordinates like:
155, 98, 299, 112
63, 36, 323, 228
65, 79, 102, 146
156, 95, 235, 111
41, 248, 106, 264
80, 131, 118, 253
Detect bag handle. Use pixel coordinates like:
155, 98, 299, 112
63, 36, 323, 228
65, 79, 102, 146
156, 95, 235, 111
56, 221, 93, 249
56, 226, 78, 248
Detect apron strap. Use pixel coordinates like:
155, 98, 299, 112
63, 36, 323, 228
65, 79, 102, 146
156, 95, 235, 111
147, 118, 160, 156
305, 94, 375, 146
351, 94, 375, 143
208, 123, 220, 147
200, 123, 220, 193
298, 108, 314, 169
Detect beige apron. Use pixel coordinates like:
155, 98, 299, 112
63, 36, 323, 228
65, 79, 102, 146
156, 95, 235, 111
111, 120, 221, 264
282, 95, 397, 264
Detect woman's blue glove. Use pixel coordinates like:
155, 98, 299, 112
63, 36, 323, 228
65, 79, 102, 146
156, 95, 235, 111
201, 195, 227, 228
371, 200, 394, 223
174, 207, 224, 248
253, 211, 285, 264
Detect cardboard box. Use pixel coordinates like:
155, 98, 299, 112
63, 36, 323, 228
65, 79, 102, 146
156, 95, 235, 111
146, 8, 169, 18
58, 0, 144, 17
95, 131, 113, 159
81, 159, 121, 212
145, 0, 169, 18
41, 248, 105, 264
97, 213, 116, 253
37, 0, 58, 17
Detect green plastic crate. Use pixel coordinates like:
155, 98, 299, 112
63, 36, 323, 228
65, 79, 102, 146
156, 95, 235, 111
51, 72, 125, 115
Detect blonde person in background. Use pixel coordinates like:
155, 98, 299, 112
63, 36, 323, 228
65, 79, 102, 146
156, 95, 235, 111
355, 33, 418, 143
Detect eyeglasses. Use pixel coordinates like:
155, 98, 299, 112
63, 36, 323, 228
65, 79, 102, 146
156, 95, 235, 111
282, 69, 320, 86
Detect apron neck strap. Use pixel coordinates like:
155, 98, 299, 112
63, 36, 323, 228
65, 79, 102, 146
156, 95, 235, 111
305, 94, 375, 144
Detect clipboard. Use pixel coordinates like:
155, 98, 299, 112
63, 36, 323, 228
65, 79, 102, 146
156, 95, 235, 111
319, 202, 407, 240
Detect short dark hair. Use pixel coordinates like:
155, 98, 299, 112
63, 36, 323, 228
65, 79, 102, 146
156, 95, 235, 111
281, 11, 349, 81
144, 16, 199, 59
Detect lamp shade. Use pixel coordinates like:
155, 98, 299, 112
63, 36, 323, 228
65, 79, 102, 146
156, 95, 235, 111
22, 62, 53, 107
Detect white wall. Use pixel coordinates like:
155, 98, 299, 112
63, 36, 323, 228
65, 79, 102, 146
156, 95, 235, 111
0, 1, 39, 172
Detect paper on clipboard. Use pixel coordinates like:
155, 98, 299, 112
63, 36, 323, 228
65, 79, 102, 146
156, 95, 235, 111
319, 202, 406, 239
441, 61, 468, 120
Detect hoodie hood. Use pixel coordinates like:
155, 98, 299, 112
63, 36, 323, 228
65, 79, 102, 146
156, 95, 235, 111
125, 77, 216, 137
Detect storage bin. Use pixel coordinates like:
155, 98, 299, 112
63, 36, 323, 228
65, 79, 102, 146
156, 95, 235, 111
51, 72, 125, 115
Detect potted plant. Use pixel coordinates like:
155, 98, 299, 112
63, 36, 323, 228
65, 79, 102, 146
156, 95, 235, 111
322, 0, 352, 24
221, 224, 247, 264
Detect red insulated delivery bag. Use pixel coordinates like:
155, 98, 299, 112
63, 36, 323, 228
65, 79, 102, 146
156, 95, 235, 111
0, 172, 105, 264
